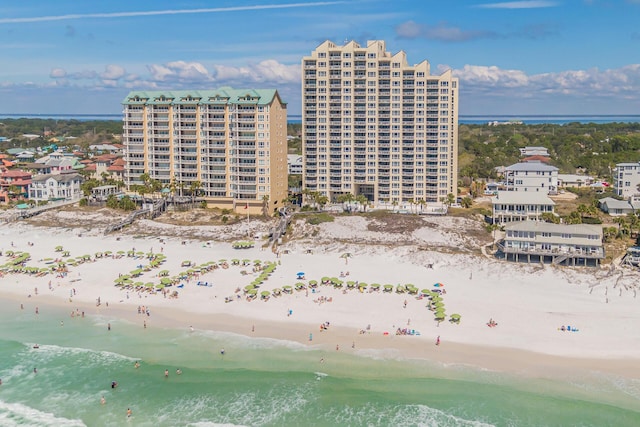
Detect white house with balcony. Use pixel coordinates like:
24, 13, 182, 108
492, 191, 555, 225
500, 221, 604, 266
28, 172, 83, 202
287, 154, 303, 175
613, 162, 640, 199
504, 161, 559, 194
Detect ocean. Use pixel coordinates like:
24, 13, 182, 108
0, 300, 639, 427
1, 113, 640, 125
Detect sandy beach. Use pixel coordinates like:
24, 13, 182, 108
2, 211, 640, 380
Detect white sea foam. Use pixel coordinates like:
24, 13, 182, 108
0, 399, 86, 427
24, 342, 137, 364
321, 402, 496, 427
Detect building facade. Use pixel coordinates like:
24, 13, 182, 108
492, 191, 555, 225
614, 162, 640, 199
28, 172, 83, 202
122, 88, 288, 215
504, 161, 558, 194
302, 40, 459, 204
501, 221, 604, 266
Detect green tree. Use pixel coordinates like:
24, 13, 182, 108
262, 194, 270, 217
460, 197, 472, 208
446, 193, 456, 206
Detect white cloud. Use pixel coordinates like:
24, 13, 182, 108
0, 2, 344, 24
476, 1, 558, 9
100, 64, 126, 80
147, 61, 212, 82
49, 68, 67, 78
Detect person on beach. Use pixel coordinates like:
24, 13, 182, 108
108, 323, 111, 331
436, 336, 441, 346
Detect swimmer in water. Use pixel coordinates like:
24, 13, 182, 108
111, 381, 118, 389
164, 369, 169, 378
127, 408, 132, 418
176, 368, 182, 375
134, 361, 140, 369
100, 396, 106, 405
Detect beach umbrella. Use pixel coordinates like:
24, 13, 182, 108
156, 284, 165, 289
340, 252, 352, 258
117, 250, 125, 255
134, 281, 144, 288
145, 282, 154, 288
261, 290, 270, 297
434, 282, 444, 287
160, 278, 171, 285
219, 259, 227, 263
248, 289, 258, 295
104, 251, 112, 256
253, 260, 262, 265
295, 282, 306, 289
371, 283, 380, 289
309, 280, 318, 287
450, 313, 461, 321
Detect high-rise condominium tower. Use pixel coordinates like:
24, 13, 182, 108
122, 88, 288, 215
302, 40, 458, 205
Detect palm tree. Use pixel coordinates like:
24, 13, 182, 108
460, 197, 472, 209
627, 213, 640, 238
189, 180, 202, 208
261, 194, 270, 217
446, 193, 456, 206
355, 194, 368, 212
316, 194, 328, 210
391, 199, 399, 213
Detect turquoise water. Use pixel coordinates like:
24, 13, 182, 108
0, 302, 639, 427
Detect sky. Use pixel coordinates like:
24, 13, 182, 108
0, 0, 639, 116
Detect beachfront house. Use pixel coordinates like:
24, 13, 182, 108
28, 172, 84, 202
491, 191, 555, 225
598, 196, 640, 216
500, 221, 604, 266
0, 169, 32, 203
613, 162, 640, 200
504, 161, 559, 194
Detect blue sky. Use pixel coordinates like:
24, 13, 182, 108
1, 0, 639, 116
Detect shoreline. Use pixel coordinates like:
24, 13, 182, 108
3, 291, 639, 381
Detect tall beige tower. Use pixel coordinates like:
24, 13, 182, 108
302, 40, 458, 205
122, 88, 288, 215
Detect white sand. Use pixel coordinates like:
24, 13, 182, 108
2, 217, 640, 378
